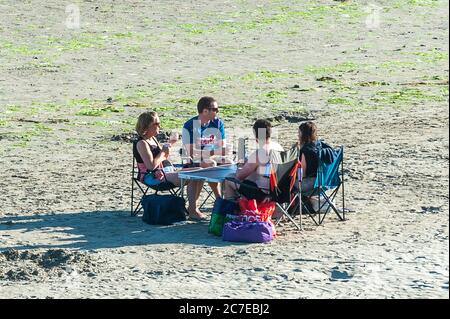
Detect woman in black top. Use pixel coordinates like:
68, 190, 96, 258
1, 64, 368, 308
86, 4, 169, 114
134, 112, 180, 186
298, 121, 319, 193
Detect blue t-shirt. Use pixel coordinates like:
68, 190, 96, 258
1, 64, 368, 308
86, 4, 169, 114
182, 116, 226, 150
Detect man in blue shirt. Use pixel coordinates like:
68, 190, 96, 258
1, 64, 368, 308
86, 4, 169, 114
182, 96, 226, 220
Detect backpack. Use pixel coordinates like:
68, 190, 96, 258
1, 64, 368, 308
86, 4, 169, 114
142, 194, 186, 225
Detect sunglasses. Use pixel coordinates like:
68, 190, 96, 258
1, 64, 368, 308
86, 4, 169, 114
208, 108, 219, 113
152, 122, 161, 126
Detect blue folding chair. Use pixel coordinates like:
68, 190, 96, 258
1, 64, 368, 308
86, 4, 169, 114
301, 145, 346, 225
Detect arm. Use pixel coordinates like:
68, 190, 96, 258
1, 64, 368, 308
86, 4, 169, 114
184, 143, 195, 160
236, 151, 258, 181
212, 120, 226, 156
301, 153, 307, 178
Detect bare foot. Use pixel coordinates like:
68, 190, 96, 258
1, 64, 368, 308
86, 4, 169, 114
188, 209, 207, 221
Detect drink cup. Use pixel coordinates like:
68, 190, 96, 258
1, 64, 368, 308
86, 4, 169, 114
169, 131, 179, 145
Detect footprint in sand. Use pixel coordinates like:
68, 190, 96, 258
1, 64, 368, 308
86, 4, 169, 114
330, 266, 354, 282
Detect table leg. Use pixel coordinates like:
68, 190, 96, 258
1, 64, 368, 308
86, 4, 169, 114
180, 178, 184, 199
220, 181, 224, 199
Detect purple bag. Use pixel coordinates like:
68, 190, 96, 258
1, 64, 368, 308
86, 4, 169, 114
222, 221, 274, 243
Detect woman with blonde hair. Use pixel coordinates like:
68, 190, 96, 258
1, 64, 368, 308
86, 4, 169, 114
134, 111, 205, 220
134, 111, 180, 187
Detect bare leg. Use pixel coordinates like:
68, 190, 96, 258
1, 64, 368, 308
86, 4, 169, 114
208, 182, 221, 199
187, 181, 207, 220
223, 180, 239, 201
164, 167, 200, 186
196, 180, 204, 199
164, 172, 181, 186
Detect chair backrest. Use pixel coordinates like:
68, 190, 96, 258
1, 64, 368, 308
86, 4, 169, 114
281, 145, 300, 163
314, 146, 343, 191
131, 139, 140, 180
269, 157, 301, 203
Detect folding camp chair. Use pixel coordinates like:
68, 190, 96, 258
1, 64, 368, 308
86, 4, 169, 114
300, 145, 346, 226
130, 145, 182, 217
225, 149, 304, 230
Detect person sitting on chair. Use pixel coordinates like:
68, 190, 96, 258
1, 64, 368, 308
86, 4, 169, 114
223, 119, 284, 202
297, 121, 336, 193
182, 96, 229, 220
134, 111, 182, 187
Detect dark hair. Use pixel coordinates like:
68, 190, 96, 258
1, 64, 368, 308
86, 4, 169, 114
253, 119, 272, 140
197, 96, 217, 113
299, 121, 318, 145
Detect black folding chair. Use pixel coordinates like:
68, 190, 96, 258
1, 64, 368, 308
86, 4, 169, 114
225, 149, 303, 230
130, 146, 182, 217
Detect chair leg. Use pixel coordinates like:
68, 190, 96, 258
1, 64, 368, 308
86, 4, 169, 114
323, 187, 345, 221
301, 198, 321, 226
276, 203, 301, 230
132, 182, 149, 217
199, 186, 214, 210
131, 178, 135, 216
341, 146, 346, 221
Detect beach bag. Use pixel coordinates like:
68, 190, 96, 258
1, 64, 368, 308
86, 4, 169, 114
142, 194, 186, 225
208, 198, 239, 236
238, 197, 276, 222
222, 221, 275, 243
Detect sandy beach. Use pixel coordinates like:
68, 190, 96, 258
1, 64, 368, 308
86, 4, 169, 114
0, 0, 448, 299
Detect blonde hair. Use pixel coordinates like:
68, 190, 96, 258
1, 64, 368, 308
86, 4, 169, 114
136, 111, 158, 137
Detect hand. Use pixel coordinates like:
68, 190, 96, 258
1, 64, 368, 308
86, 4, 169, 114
192, 148, 202, 163
201, 159, 217, 168
162, 143, 171, 155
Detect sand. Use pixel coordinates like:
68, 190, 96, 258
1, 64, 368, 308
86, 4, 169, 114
0, 0, 448, 298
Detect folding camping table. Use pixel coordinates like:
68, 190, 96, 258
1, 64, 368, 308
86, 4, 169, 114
178, 164, 238, 204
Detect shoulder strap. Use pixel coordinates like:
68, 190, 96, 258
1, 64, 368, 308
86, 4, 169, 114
151, 136, 162, 150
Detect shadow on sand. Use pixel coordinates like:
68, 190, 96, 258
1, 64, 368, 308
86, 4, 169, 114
0, 211, 241, 251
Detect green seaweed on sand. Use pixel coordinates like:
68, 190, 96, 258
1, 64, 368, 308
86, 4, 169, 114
171, 98, 197, 105
77, 105, 125, 116
160, 117, 185, 130
67, 99, 92, 108
372, 88, 447, 105
220, 104, 258, 119
305, 62, 361, 75
263, 90, 288, 103
412, 49, 449, 63
327, 97, 355, 106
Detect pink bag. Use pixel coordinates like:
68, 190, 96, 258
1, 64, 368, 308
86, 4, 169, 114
238, 198, 276, 223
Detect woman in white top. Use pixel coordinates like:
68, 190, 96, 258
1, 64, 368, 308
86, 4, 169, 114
224, 119, 284, 201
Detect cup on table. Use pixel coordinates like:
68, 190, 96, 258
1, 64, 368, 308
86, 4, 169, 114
169, 131, 179, 145
222, 143, 234, 157
162, 143, 171, 154
192, 147, 202, 164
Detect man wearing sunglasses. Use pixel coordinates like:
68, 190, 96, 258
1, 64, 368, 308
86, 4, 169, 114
182, 96, 227, 220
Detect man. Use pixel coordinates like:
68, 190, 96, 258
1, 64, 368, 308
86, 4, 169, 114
182, 96, 227, 220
